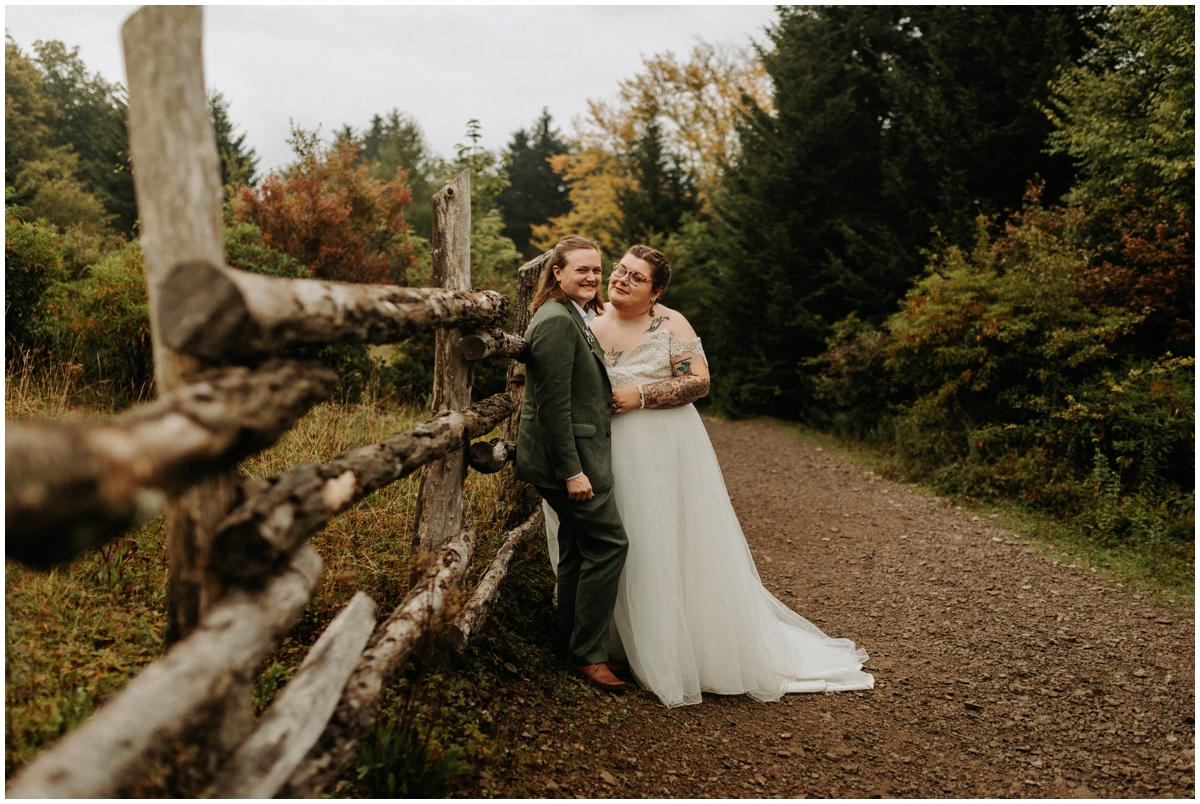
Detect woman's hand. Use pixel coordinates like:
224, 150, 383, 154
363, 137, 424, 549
611, 385, 641, 415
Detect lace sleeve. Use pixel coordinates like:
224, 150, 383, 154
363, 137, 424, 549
669, 335, 707, 366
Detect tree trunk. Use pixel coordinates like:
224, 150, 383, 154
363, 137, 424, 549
123, 5, 235, 651
412, 170, 473, 577
499, 251, 550, 525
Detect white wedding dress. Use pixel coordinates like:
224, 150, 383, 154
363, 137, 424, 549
545, 329, 875, 707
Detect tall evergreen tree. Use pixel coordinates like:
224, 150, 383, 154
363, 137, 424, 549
703, 5, 1101, 416
208, 91, 259, 189
617, 118, 698, 245
31, 40, 137, 234
496, 109, 571, 259
349, 110, 440, 239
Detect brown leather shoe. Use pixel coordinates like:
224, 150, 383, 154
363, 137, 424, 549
565, 661, 626, 692
605, 658, 630, 679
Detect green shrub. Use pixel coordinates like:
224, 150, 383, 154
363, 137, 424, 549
5, 201, 68, 360
818, 199, 1194, 550
38, 239, 152, 403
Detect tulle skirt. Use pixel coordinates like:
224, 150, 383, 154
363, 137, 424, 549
545, 404, 874, 707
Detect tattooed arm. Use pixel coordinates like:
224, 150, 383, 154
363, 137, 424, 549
638, 348, 711, 409
610, 308, 711, 413
638, 374, 711, 408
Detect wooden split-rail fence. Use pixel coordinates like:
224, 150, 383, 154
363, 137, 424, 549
5, 7, 551, 798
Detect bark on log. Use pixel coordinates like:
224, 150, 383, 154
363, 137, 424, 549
5, 361, 335, 569
209, 591, 378, 799
449, 507, 544, 652
7, 546, 322, 799
413, 170, 474, 571
123, 5, 222, 393
158, 259, 508, 361
211, 392, 515, 584
460, 328, 528, 362
499, 252, 549, 526
502, 252, 548, 440
466, 438, 516, 475
123, 5, 241, 653
280, 528, 478, 797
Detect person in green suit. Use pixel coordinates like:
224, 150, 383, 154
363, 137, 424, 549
515, 236, 629, 692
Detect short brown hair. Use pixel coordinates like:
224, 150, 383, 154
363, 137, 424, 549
625, 244, 671, 296
530, 235, 604, 314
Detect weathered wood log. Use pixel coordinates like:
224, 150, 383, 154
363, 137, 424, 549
280, 528, 478, 797
123, 5, 222, 393
209, 591, 378, 799
460, 328, 528, 362
5, 361, 335, 569
211, 392, 515, 584
413, 170, 474, 573
449, 507, 544, 652
158, 259, 508, 361
504, 251, 550, 404
7, 545, 322, 799
498, 252, 549, 526
466, 437, 516, 475
123, 5, 242, 654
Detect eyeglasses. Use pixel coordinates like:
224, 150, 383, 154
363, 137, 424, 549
611, 263, 649, 287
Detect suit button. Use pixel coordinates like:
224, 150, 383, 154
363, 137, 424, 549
606, 430, 612, 437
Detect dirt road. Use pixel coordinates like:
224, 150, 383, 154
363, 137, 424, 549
487, 417, 1195, 799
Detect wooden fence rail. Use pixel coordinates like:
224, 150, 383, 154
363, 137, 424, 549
159, 259, 508, 361
5, 6, 551, 798
6, 360, 336, 568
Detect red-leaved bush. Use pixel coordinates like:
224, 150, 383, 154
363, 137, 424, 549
1075, 190, 1194, 357
230, 139, 414, 284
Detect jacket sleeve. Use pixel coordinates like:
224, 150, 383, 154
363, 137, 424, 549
526, 314, 582, 480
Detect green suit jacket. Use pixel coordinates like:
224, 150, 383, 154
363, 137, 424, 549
515, 298, 614, 493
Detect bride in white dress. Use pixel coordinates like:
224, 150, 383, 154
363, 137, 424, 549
544, 244, 874, 707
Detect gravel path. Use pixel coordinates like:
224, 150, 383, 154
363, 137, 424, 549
491, 417, 1195, 799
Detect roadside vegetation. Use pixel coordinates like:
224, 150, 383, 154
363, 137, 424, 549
5, 5, 1192, 794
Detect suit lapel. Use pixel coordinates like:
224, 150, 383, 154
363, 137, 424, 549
565, 302, 608, 367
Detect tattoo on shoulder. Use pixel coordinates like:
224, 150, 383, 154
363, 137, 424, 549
646, 315, 670, 333
675, 357, 694, 376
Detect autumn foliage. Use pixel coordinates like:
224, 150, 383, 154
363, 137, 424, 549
230, 137, 415, 284
1075, 192, 1194, 357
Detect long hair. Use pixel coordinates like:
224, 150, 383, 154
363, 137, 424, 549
530, 235, 604, 315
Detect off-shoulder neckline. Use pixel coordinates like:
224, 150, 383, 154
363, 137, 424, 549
604, 327, 671, 366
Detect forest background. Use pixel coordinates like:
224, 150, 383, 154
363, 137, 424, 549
5, 6, 1193, 596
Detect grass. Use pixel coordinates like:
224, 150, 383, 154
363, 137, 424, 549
764, 417, 1195, 614
9, 360, 1190, 793
4, 360, 581, 794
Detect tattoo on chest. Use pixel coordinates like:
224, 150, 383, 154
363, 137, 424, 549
646, 315, 670, 333
606, 347, 624, 364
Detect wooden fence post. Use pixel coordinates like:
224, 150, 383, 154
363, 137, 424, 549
412, 170, 472, 575
122, 3, 250, 765
499, 251, 549, 525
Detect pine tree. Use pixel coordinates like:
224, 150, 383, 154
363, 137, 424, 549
209, 91, 259, 189
703, 5, 1101, 416
496, 109, 571, 259
616, 118, 698, 245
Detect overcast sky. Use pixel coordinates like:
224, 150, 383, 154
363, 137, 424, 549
5, 4, 779, 174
